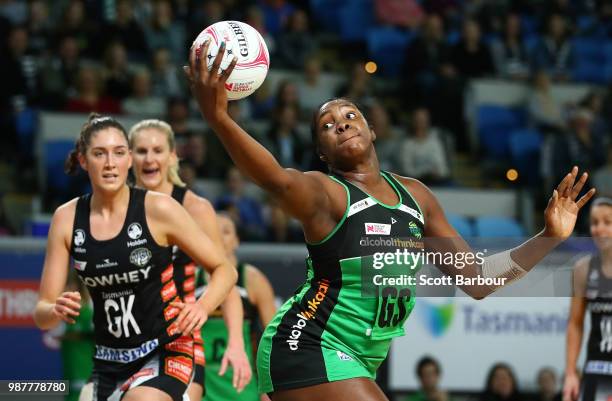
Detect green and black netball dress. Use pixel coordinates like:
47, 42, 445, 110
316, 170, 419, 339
197, 263, 260, 401
257, 171, 425, 393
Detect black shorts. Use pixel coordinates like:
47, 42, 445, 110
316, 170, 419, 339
193, 338, 205, 388
91, 336, 194, 401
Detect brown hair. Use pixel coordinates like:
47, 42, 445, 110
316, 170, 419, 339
64, 113, 128, 175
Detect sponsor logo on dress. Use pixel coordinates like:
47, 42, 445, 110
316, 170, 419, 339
127, 223, 143, 240
287, 279, 330, 351
73, 260, 87, 271
185, 263, 196, 276
74, 229, 86, 246
164, 336, 193, 356
165, 356, 193, 384
161, 281, 177, 302
184, 277, 195, 292
129, 247, 152, 268
163, 299, 180, 321
161, 265, 174, 283
82, 267, 152, 288
119, 368, 155, 391
337, 350, 353, 361
194, 344, 205, 365
94, 339, 159, 363
408, 221, 422, 239
166, 321, 180, 337
365, 223, 391, 235
127, 238, 147, 248
96, 259, 118, 269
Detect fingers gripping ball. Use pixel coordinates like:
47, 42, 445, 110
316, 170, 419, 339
192, 21, 270, 100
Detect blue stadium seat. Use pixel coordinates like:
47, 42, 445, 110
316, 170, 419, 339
509, 129, 543, 186
477, 105, 527, 158
45, 140, 75, 193
573, 61, 609, 84
572, 37, 606, 63
339, 0, 374, 41
447, 214, 474, 238
366, 27, 414, 77
474, 216, 525, 237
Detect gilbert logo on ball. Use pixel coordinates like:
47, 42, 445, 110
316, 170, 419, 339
193, 21, 270, 100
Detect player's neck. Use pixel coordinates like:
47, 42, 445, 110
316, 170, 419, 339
228, 254, 238, 267
333, 153, 382, 187
91, 185, 130, 215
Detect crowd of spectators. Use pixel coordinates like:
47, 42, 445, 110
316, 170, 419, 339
0, 0, 611, 240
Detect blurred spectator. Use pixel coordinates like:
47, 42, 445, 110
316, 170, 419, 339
150, 48, 184, 98
0, 0, 27, 25
297, 57, 335, 118
490, 13, 530, 80
166, 97, 193, 143
121, 68, 165, 117
396, 107, 450, 185
39, 35, 81, 108
336, 62, 375, 106
541, 108, 607, 198
403, 14, 452, 100
366, 101, 400, 172
579, 91, 610, 143
450, 18, 494, 79
216, 167, 266, 241
579, 0, 612, 37
180, 133, 209, 178
245, 5, 276, 56
55, 0, 98, 58
274, 79, 301, 112
375, 0, 425, 29
593, 145, 612, 197
27, 0, 53, 56
102, 42, 132, 100
479, 363, 522, 401
275, 9, 317, 70
258, 0, 295, 36
404, 356, 451, 401
263, 105, 305, 169
64, 66, 121, 114
0, 197, 14, 236
177, 159, 208, 197
144, 0, 186, 64
102, 0, 150, 62
249, 79, 275, 119
528, 71, 565, 134
187, 0, 226, 51
530, 13, 575, 81
0, 25, 39, 109
266, 196, 302, 242
533, 367, 560, 401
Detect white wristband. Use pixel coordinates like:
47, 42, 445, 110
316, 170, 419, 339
481, 249, 527, 289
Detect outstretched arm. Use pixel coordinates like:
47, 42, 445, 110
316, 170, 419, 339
406, 167, 595, 299
184, 40, 329, 224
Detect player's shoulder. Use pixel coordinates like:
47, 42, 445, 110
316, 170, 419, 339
182, 189, 215, 218
53, 197, 79, 221
387, 173, 434, 206
145, 190, 182, 215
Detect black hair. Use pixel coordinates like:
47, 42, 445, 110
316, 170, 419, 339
416, 356, 441, 378
64, 113, 128, 175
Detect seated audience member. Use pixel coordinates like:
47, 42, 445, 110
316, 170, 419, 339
480, 363, 522, 401
405, 356, 452, 401
121, 68, 165, 117
64, 66, 121, 114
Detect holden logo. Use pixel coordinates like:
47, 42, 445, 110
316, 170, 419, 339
127, 223, 143, 240
130, 247, 152, 267
74, 229, 86, 246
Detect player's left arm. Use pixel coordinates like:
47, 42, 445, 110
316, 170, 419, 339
184, 194, 252, 391
146, 192, 237, 334
396, 167, 595, 299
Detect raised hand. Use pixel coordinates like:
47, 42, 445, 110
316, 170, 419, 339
171, 300, 208, 336
184, 40, 238, 123
52, 291, 81, 324
544, 166, 596, 239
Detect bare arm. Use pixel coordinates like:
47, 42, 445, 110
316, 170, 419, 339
146, 193, 236, 316
34, 201, 82, 329
185, 41, 331, 225
246, 265, 277, 327
401, 167, 595, 299
184, 193, 245, 346
566, 258, 588, 376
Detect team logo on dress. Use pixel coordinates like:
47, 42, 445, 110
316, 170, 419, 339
74, 229, 86, 246
409, 221, 422, 239
73, 260, 87, 271
129, 247, 152, 267
336, 350, 353, 361
127, 223, 143, 240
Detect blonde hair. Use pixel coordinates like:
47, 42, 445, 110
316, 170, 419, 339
128, 119, 186, 187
